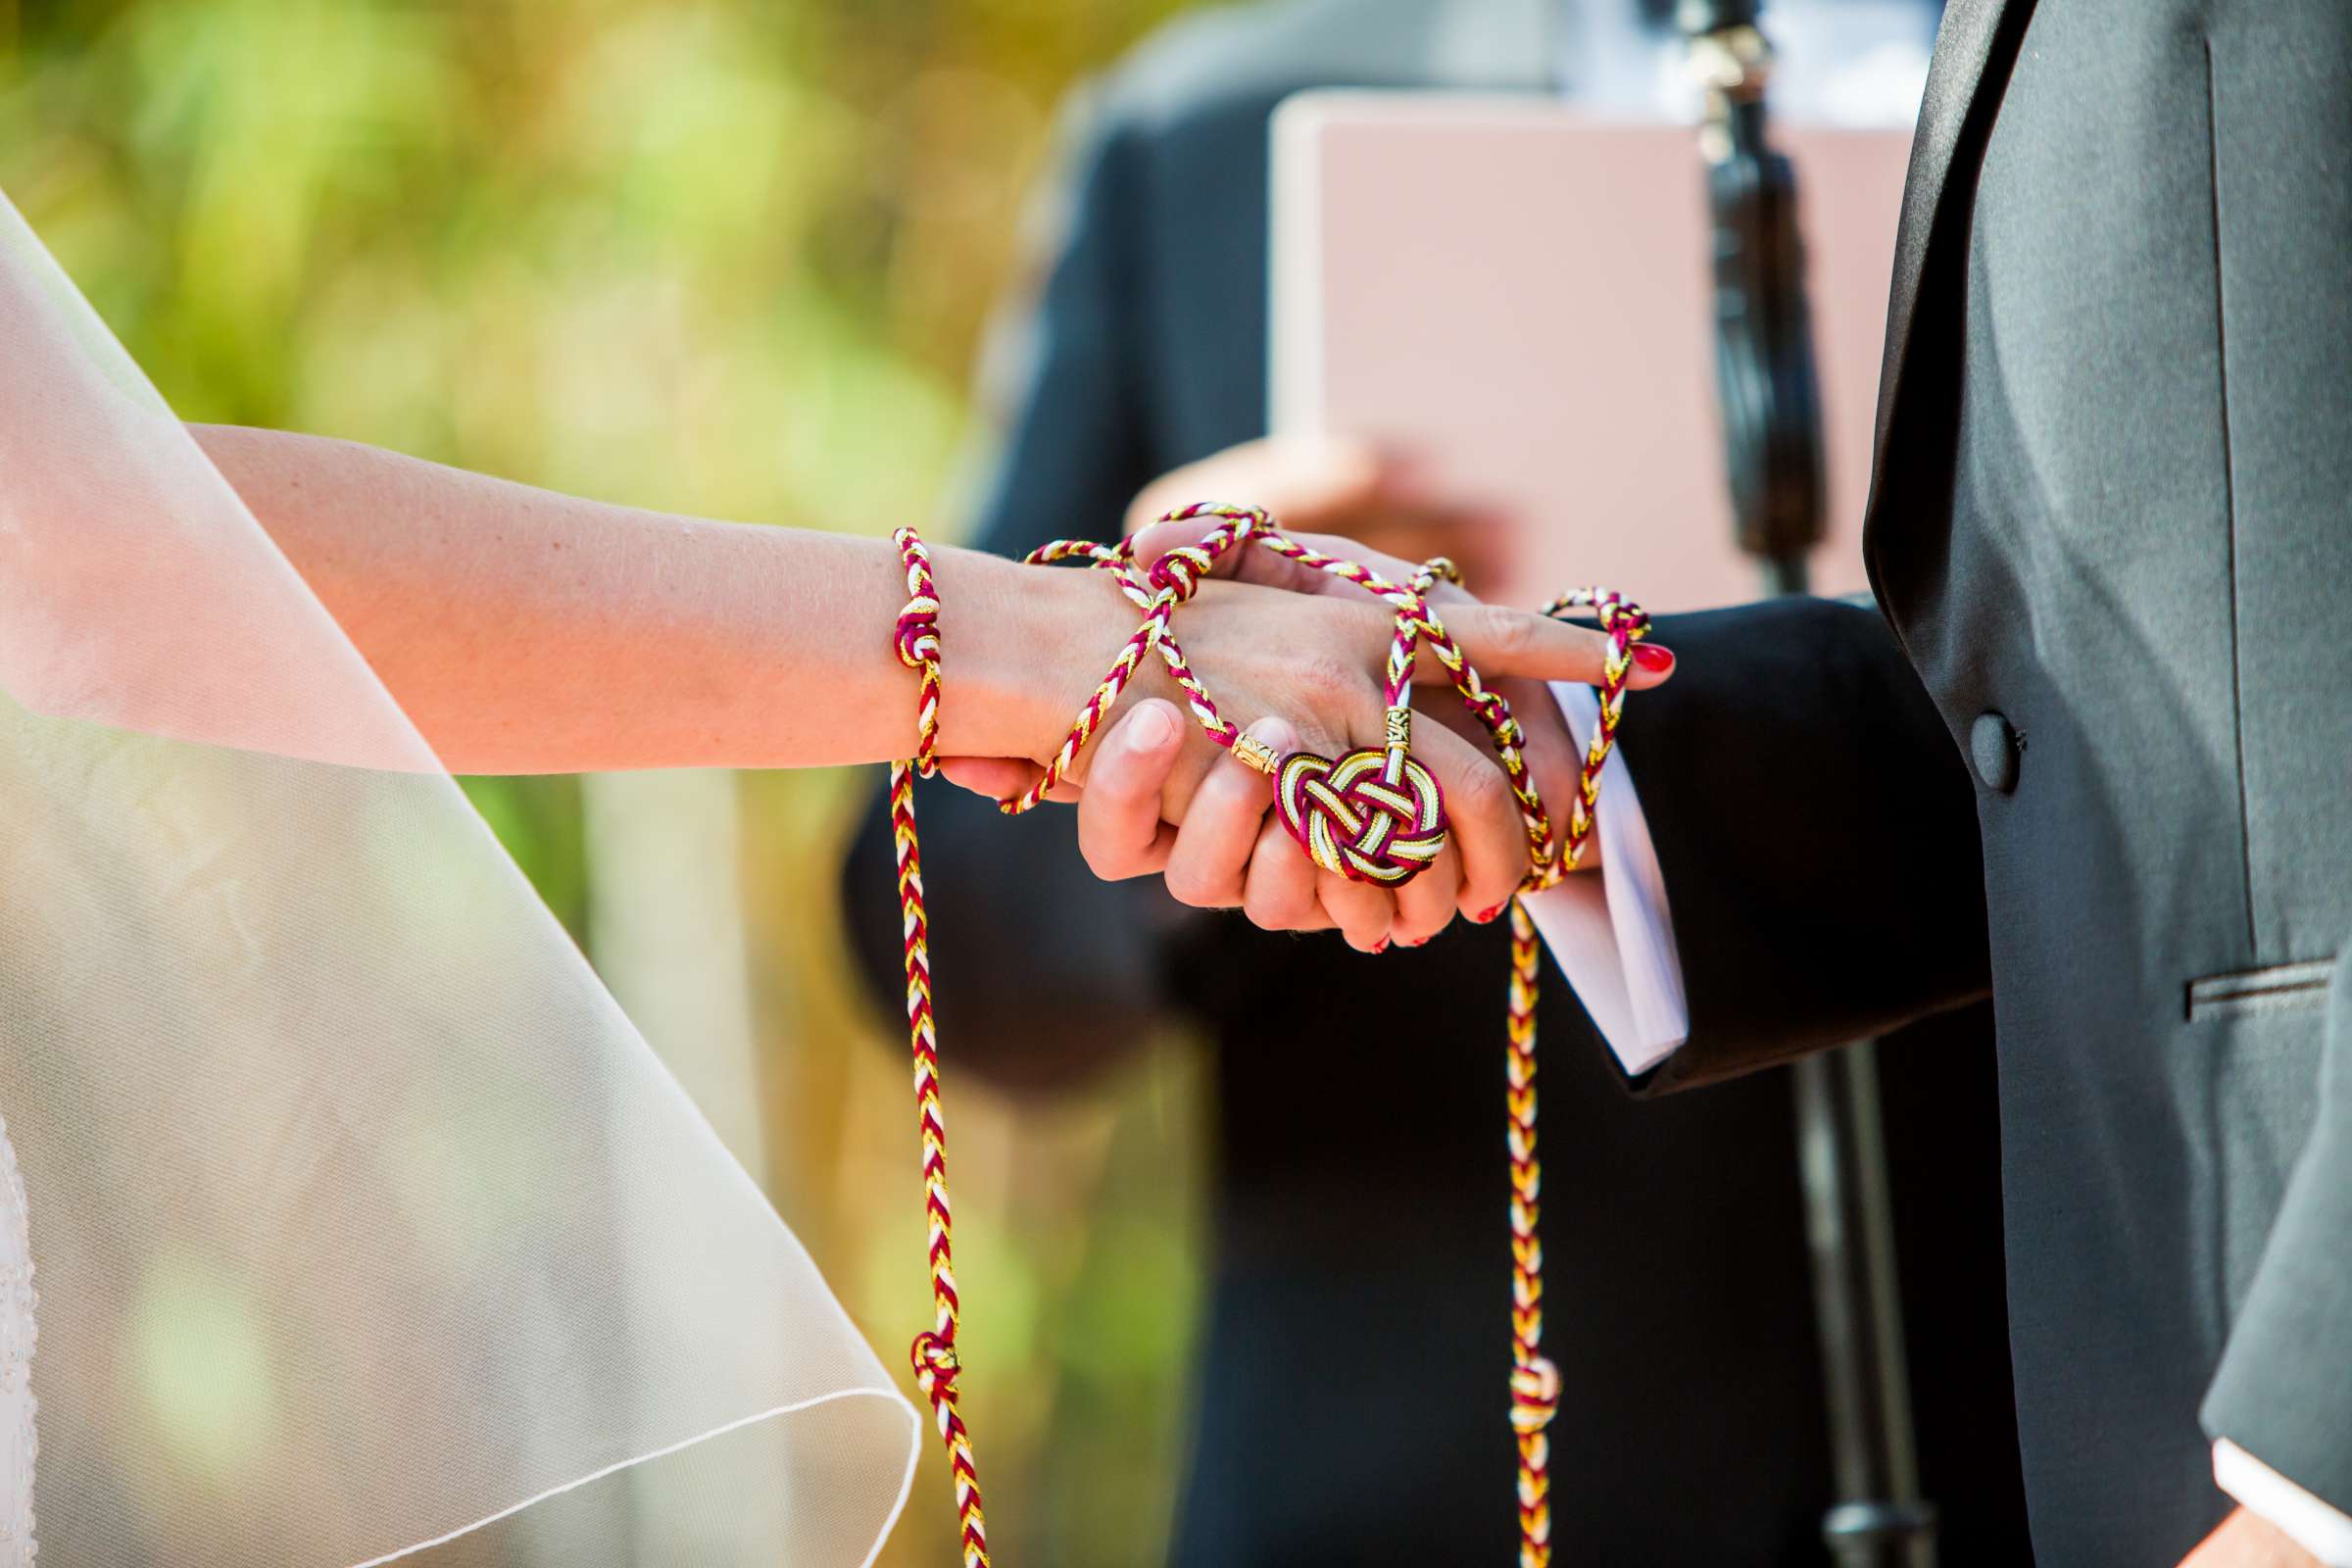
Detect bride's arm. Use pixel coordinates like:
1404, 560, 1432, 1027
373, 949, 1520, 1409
193, 423, 1125, 774
188, 425, 1655, 820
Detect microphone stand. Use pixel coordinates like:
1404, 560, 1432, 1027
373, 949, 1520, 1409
1677, 6, 1936, 1564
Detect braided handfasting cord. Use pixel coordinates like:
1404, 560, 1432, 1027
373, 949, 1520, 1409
885, 508, 1646, 1566
1393, 563, 1649, 1568
1494, 594, 1630, 1568
887, 527, 990, 1568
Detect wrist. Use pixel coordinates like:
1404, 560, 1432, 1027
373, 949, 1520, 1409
929, 547, 1139, 761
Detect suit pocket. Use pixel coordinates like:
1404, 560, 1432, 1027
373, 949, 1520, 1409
2186, 958, 2336, 1022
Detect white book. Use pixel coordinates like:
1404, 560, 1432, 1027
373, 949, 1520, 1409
1269, 91, 1914, 613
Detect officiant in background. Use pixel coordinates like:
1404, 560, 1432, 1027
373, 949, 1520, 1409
844, 0, 2032, 1562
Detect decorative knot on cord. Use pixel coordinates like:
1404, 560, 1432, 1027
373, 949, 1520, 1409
1271, 708, 1448, 887
910, 1329, 962, 1405
1147, 543, 1215, 604
895, 602, 941, 672
892, 527, 944, 778
1509, 1355, 1560, 1435
1593, 593, 1650, 645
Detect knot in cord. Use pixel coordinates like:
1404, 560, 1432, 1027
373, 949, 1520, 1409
1147, 544, 1214, 604
895, 596, 941, 671
1509, 1355, 1561, 1435
891, 529, 945, 777
1272, 739, 1448, 886
910, 1329, 962, 1404
1594, 592, 1650, 644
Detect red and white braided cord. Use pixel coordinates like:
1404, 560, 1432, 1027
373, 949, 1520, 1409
1496, 586, 1646, 1568
889, 527, 990, 1568
1014, 510, 1647, 1566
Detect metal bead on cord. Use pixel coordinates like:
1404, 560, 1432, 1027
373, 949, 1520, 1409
885, 508, 1648, 1567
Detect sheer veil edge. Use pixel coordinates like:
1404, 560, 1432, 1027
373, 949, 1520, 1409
0, 188, 919, 1566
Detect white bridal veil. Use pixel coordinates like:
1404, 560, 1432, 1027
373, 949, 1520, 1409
0, 192, 919, 1564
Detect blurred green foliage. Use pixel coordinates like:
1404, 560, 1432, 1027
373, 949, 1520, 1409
0, 2, 1210, 1562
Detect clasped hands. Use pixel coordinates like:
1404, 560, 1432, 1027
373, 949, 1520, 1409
941, 439, 1675, 953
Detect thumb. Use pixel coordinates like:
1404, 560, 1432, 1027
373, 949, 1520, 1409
1075, 699, 1185, 880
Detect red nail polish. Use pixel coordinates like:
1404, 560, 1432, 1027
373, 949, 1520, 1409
1473, 905, 1503, 924
1372, 938, 1391, 955
1632, 643, 1676, 673
1407, 935, 1429, 948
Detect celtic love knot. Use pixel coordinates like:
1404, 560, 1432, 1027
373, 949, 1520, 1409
1272, 710, 1448, 886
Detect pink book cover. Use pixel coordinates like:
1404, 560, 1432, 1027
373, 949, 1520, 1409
1269, 92, 1914, 613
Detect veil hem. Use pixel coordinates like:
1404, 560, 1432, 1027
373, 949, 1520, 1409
348, 1386, 923, 1568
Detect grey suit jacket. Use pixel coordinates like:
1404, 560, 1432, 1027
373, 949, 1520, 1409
1621, 0, 2352, 1559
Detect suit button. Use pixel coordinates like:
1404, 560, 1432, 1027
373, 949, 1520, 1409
1971, 711, 2020, 793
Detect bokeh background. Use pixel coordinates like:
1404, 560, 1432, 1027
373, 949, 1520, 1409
0, 2, 1215, 1561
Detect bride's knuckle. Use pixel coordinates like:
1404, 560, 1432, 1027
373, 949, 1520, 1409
1453, 756, 1510, 817
1478, 606, 1536, 662
1294, 653, 1357, 708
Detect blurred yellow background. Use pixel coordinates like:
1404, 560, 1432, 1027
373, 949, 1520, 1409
0, 1, 1213, 1561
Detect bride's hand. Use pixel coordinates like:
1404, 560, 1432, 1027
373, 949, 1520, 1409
942, 556, 1672, 950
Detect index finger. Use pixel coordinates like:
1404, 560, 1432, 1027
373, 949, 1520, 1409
1425, 602, 1674, 692
1130, 518, 1676, 694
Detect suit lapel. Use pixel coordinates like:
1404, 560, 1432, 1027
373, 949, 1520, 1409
1866, 0, 2030, 516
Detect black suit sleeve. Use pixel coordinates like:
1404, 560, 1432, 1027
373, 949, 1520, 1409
838, 110, 1184, 1092
1615, 595, 1992, 1092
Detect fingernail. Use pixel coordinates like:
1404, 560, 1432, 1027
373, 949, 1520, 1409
1251, 716, 1295, 751
1372, 938, 1391, 955
1129, 702, 1179, 750
1632, 643, 1676, 674
1407, 935, 1430, 948
1473, 905, 1503, 924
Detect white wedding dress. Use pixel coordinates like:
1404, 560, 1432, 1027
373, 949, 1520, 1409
0, 192, 918, 1564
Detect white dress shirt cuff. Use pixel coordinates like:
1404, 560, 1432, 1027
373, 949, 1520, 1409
1514, 682, 1690, 1076
2214, 1440, 2352, 1566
